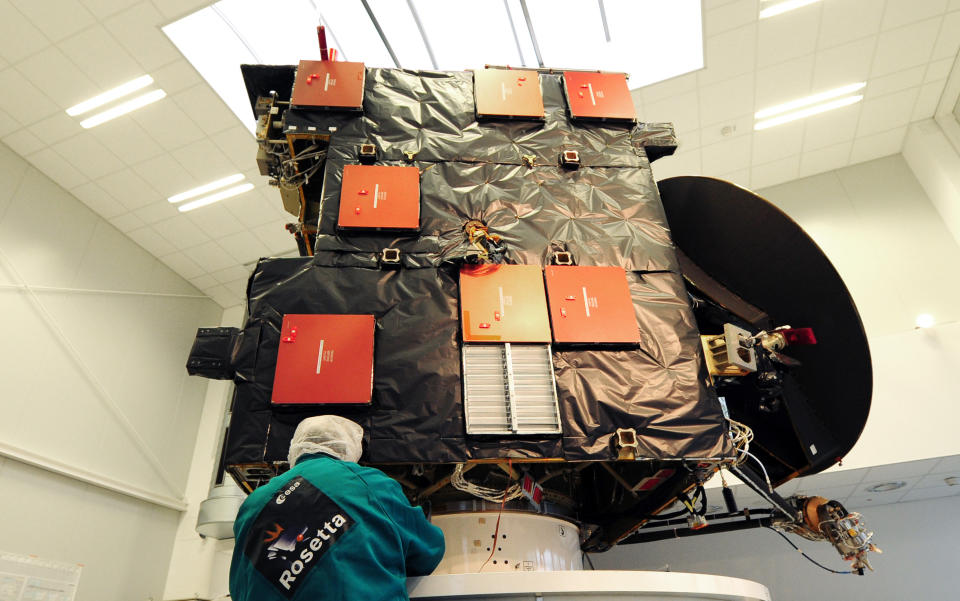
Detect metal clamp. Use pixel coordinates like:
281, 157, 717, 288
615, 428, 639, 460
559, 149, 581, 169
551, 251, 573, 265
358, 143, 377, 164
380, 247, 401, 266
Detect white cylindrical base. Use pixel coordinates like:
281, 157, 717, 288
408, 571, 772, 600
431, 512, 582, 574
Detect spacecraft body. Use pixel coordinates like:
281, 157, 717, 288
188, 61, 875, 568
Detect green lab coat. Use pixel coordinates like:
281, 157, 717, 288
230, 454, 445, 601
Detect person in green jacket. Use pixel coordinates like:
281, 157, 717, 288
229, 415, 446, 600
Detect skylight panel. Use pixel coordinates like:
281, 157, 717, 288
409, 0, 527, 70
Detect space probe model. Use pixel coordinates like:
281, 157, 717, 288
187, 30, 879, 576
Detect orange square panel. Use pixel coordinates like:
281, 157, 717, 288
474, 68, 544, 119
460, 264, 551, 343
337, 165, 420, 231
291, 60, 365, 110
545, 266, 639, 344
271, 314, 374, 405
563, 71, 636, 122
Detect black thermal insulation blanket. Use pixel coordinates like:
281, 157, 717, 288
227, 67, 730, 465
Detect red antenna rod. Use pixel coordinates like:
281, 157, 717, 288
317, 25, 329, 61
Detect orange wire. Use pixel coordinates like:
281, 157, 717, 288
478, 459, 512, 573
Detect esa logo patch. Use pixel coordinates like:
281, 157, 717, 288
243, 476, 355, 598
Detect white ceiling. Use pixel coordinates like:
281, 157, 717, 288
0, 0, 958, 308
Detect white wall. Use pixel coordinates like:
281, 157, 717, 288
749, 155, 960, 471
0, 140, 222, 601
593, 495, 960, 601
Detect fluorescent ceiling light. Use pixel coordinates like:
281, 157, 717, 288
66, 75, 154, 116
755, 82, 866, 119
79, 89, 167, 128
759, 0, 822, 19
754, 95, 862, 130
178, 183, 255, 212
915, 314, 935, 328
168, 173, 246, 203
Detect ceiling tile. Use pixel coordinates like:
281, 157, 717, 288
704, 0, 757, 37
78, 0, 140, 19
131, 153, 196, 198
127, 224, 177, 256
96, 169, 160, 210
210, 264, 250, 285
152, 215, 210, 249
188, 273, 217, 290
925, 58, 955, 83
756, 2, 820, 68
26, 112, 83, 145
931, 455, 960, 474
871, 18, 940, 77
70, 181, 126, 218
648, 148, 702, 181
89, 118, 165, 166
132, 200, 178, 225
818, 0, 883, 49
252, 220, 298, 256
698, 24, 756, 86
158, 250, 205, 280
216, 230, 271, 264
865, 65, 925, 99
2, 128, 45, 155
0, 108, 18, 137
170, 137, 236, 180
24, 147, 86, 188
849, 126, 907, 163
0, 67, 60, 125
856, 87, 919, 137
699, 73, 754, 126
752, 121, 804, 163
57, 25, 144, 89
226, 186, 287, 229
951, 0, 960, 10
798, 141, 852, 177
863, 458, 938, 482
15, 46, 100, 109
881, 0, 948, 31
0, 1, 48, 63
899, 486, 959, 503
794, 483, 858, 501
913, 81, 945, 120
799, 468, 867, 488
184, 202, 247, 238
222, 278, 248, 299
750, 154, 800, 189
152, 0, 212, 21
152, 59, 203, 96
675, 129, 701, 150
212, 125, 256, 172
637, 72, 698, 105
701, 134, 752, 175
108, 211, 145, 232
856, 475, 921, 497
54, 132, 126, 179
801, 102, 860, 150
932, 10, 960, 60
202, 283, 238, 308
183, 240, 236, 273
104, 2, 180, 71
716, 168, 750, 188
756, 55, 815, 110
643, 91, 699, 134
171, 83, 239, 136
131, 98, 206, 151
811, 36, 876, 93
10, 0, 95, 41
916, 473, 959, 489
699, 116, 753, 147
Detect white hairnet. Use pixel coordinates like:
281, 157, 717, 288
288, 415, 364, 466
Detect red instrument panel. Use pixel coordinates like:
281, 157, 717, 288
563, 71, 636, 122
474, 68, 544, 119
271, 314, 375, 405
460, 264, 551, 343
337, 165, 420, 230
291, 60, 365, 110
544, 266, 639, 344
